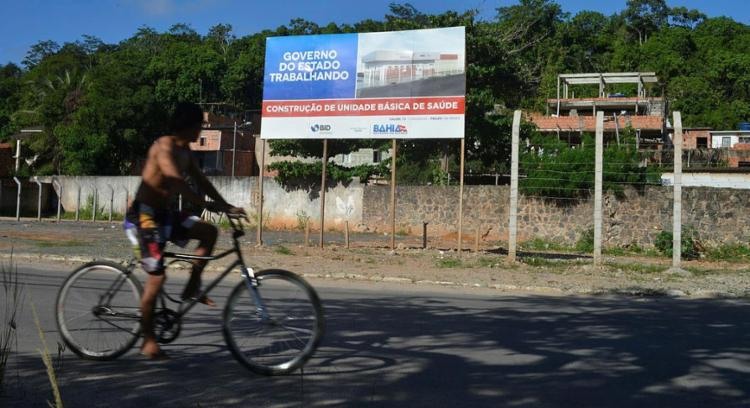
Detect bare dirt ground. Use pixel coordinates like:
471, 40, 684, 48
1, 219, 749, 298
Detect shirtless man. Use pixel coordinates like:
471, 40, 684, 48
127, 102, 244, 359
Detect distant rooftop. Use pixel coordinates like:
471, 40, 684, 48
558, 72, 659, 86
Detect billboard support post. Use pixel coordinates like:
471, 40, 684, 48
457, 138, 465, 253
257, 139, 265, 246
319, 139, 328, 249
390, 139, 397, 250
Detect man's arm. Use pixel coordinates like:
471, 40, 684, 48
186, 156, 228, 207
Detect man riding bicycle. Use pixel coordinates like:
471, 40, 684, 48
127, 102, 245, 359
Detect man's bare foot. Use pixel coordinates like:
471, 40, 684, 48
141, 339, 168, 360
182, 293, 216, 307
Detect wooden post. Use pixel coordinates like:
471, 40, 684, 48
594, 111, 604, 265
257, 139, 266, 246
345, 221, 350, 249
672, 112, 684, 272
457, 138, 465, 253
304, 222, 310, 247
422, 222, 428, 249
508, 110, 521, 262
320, 139, 328, 248
389, 139, 397, 250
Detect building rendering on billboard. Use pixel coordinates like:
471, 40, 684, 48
260, 27, 466, 140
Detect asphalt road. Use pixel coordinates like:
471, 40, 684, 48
2, 261, 750, 407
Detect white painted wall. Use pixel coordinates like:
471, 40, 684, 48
662, 172, 750, 189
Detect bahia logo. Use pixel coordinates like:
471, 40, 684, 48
372, 124, 408, 134
311, 124, 332, 133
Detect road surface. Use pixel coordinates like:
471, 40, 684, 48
2, 261, 750, 407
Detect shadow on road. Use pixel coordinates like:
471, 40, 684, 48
4, 290, 750, 407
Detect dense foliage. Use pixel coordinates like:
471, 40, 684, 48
0, 0, 748, 180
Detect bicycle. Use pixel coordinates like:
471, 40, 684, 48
55, 212, 325, 376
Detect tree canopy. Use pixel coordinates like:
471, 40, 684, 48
1, 1, 748, 179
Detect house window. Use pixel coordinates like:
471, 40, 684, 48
199, 137, 206, 147
373, 150, 382, 163
697, 137, 707, 148
722, 137, 731, 148
740, 137, 750, 144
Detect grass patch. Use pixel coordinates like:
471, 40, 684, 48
35, 239, 87, 248
522, 257, 588, 269
606, 261, 665, 274
1, 257, 24, 392
704, 244, 750, 263
520, 238, 569, 252
604, 245, 661, 258
436, 258, 463, 268
475, 257, 500, 268
274, 245, 293, 256
31, 302, 63, 407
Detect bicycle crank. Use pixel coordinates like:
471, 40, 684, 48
154, 308, 182, 344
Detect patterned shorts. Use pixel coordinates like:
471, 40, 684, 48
125, 201, 200, 275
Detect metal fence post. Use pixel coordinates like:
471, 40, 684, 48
108, 185, 114, 222
75, 182, 81, 221
123, 187, 130, 215
92, 187, 98, 221
52, 177, 62, 221
34, 176, 42, 221
12, 177, 21, 221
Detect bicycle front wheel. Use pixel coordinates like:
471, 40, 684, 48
56, 261, 142, 360
223, 269, 324, 375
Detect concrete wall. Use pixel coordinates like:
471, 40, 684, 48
32, 176, 363, 231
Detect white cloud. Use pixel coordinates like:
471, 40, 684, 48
125, 0, 220, 17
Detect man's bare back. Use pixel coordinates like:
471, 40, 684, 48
135, 135, 195, 210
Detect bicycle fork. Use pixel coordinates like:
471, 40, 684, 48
241, 266, 270, 321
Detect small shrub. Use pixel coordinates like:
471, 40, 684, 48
296, 210, 310, 231
274, 245, 293, 256
654, 228, 699, 259
575, 228, 595, 253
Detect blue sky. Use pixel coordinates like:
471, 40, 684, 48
1, 0, 747, 66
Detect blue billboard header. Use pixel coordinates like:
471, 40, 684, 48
263, 33, 358, 100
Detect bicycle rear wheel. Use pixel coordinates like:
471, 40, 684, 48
56, 261, 142, 360
223, 269, 324, 375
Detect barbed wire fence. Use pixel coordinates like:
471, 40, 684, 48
508, 111, 687, 270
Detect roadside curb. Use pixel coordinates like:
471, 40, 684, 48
2, 251, 744, 299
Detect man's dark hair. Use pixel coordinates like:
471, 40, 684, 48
169, 102, 203, 132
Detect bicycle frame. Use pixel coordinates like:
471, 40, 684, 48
116, 213, 268, 321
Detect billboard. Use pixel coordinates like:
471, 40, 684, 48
260, 27, 465, 139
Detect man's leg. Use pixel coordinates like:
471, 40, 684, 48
180, 220, 218, 302
140, 273, 165, 357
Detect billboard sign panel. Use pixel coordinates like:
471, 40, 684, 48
261, 27, 465, 139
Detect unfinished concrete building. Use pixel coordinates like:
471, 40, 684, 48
529, 72, 665, 148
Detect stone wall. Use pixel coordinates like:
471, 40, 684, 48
363, 185, 750, 247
